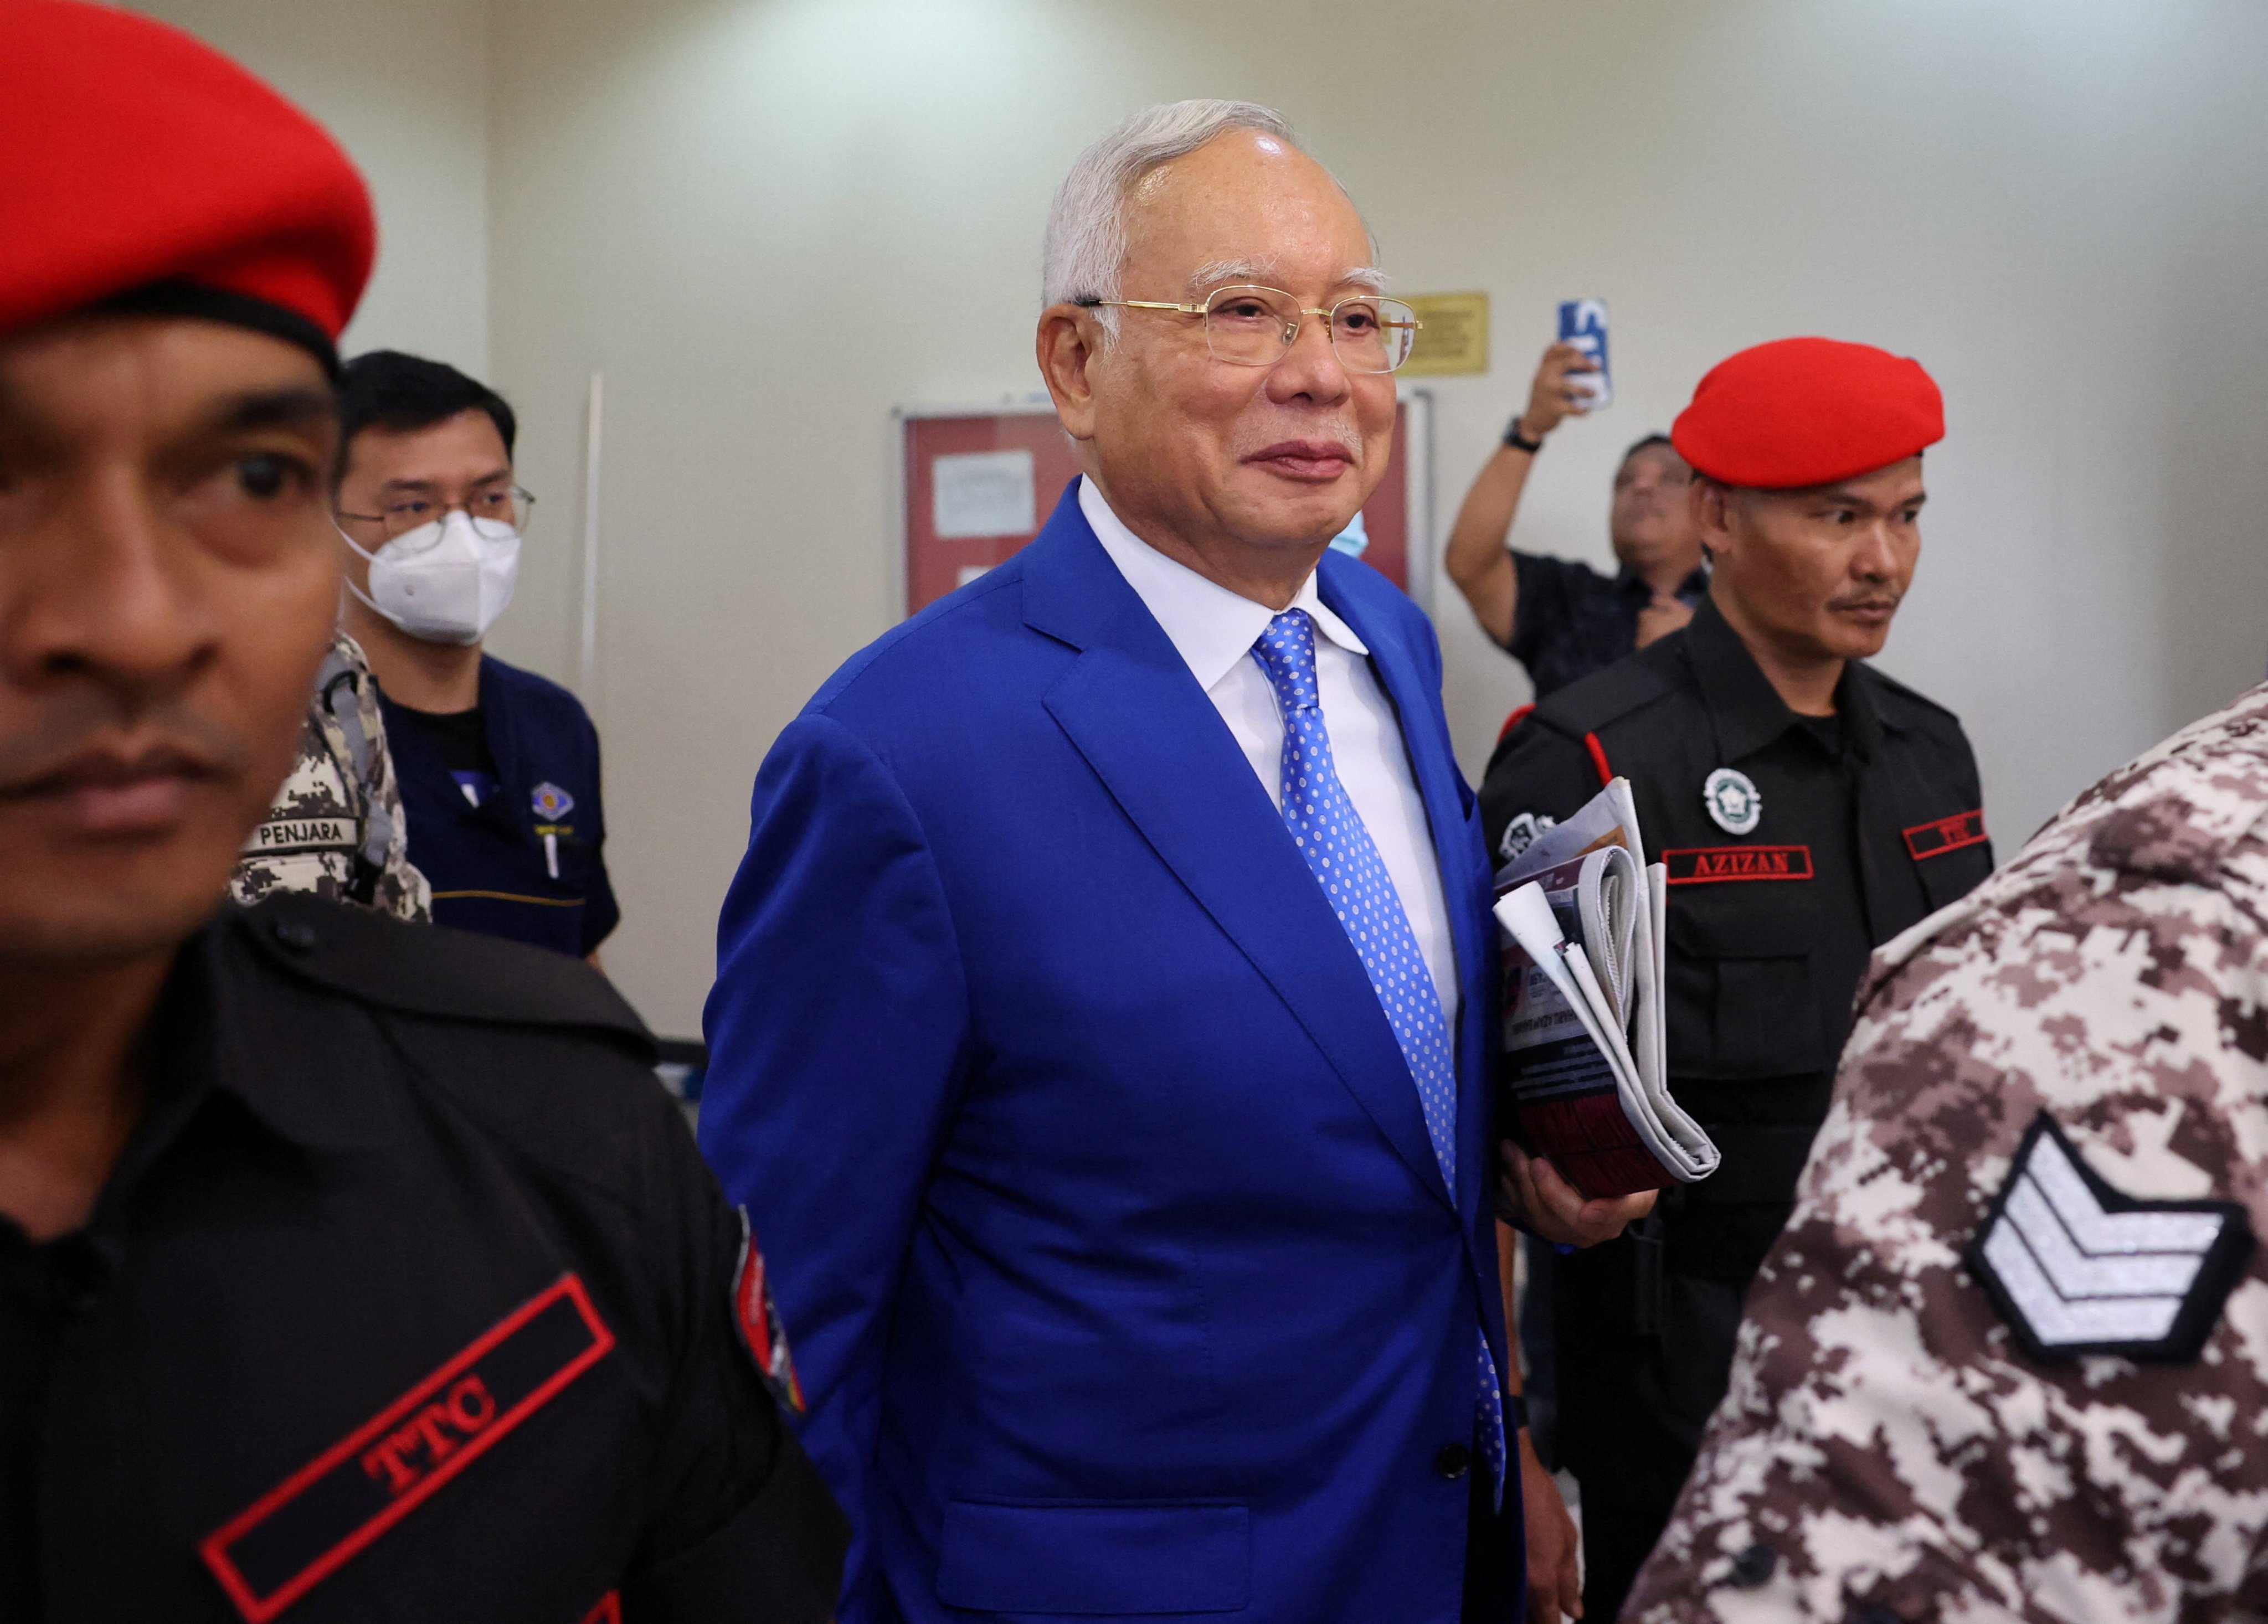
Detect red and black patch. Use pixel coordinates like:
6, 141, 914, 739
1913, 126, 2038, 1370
1905, 808, 1987, 861
1663, 845, 1814, 885
580, 1594, 622, 1624
200, 1275, 615, 1623
734, 1207, 806, 1416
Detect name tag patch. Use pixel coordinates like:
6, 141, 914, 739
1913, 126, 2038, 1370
1905, 808, 1987, 860
241, 816, 357, 857
200, 1275, 616, 1622
1663, 845, 1814, 885
1969, 1113, 2255, 1363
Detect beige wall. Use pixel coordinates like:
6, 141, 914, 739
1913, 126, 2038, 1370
141, 0, 2268, 1038
128, 0, 492, 375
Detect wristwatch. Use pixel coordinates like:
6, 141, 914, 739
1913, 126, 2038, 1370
1506, 1392, 1530, 1432
1503, 416, 1544, 455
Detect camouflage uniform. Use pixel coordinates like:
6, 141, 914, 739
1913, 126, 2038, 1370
230, 631, 430, 922
1627, 682, 2268, 1624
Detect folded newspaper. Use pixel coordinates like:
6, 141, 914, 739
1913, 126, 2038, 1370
1494, 779, 1719, 1199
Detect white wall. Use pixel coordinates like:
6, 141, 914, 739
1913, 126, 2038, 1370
137, 0, 2268, 1038
127, 0, 492, 376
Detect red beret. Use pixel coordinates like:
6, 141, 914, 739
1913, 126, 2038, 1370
0, 0, 374, 346
1672, 337, 1943, 489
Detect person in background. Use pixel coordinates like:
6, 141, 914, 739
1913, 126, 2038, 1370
230, 628, 430, 920
0, 3, 846, 1617
699, 99, 1648, 1624
1480, 337, 1994, 1623
1627, 683, 2268, 1624
334, 352, 616, 963
1445, 343, 1708, 703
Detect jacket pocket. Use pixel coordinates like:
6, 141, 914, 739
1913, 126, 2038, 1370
935, 1499, 1249, 1615
1667, 904, 1822, 1079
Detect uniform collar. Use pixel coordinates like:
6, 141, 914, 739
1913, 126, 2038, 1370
1078, 475, 1369, 692
1686, 596, 1882, 764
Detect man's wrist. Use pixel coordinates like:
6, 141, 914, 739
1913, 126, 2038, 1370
1503, 414, 1545, 455
1506, 1391, 1530, 1432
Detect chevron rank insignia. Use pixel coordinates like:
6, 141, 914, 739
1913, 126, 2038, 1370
1968, 1112, 2255, 1363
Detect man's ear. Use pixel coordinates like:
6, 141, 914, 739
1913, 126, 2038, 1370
1691, 476, 1733, 564
1036, 305, 1102, 442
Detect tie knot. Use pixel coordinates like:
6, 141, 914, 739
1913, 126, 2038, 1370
1251, 608, 1320, 713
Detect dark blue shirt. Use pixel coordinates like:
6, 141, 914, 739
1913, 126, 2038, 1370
380, 655, 618, 958
1506, 552, 1709, 700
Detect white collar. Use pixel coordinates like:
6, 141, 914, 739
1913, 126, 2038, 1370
1078, 476, 1368, 691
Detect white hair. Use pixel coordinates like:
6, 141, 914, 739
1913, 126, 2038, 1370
1043, 99, 1315, 338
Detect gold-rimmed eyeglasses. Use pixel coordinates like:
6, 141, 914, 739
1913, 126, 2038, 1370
1077, 284, 1422, 375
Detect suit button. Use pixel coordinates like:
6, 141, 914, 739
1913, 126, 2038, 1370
1433, 1443, 1471, 1479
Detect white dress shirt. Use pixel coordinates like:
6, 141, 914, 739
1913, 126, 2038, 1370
1079, 477, 1459, 1022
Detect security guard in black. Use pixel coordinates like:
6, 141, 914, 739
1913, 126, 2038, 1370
1479, 597, 1990, 1615
0, 896, 847, 1622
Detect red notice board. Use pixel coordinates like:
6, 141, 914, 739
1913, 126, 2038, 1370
899, 400, 1426, 619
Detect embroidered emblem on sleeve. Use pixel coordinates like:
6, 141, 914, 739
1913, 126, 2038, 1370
733, 1207, 806, 1415
1968, 1113, 2255, 1363
199, 1275, 615, 1623
1703, 767, 1762, 836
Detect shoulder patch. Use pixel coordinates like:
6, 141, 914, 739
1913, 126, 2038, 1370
1969, 1112, 2255, 1363
234, 893, 651, 1053
732, 1208, 806, 1415
1905, 808, 1988, 860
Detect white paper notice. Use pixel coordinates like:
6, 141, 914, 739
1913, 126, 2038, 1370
932, 450, 1036, 539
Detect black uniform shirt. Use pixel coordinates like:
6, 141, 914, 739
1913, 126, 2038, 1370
1505, 553, 1709, 700
0, 894, 845, 1623
1480, 599, 1993, 1276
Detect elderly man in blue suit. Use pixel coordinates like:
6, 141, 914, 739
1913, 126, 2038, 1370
701, 100, 1649, 1623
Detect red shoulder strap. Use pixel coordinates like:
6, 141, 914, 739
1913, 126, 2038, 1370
1582, 731, 1612, 788
1496, 703, 1536, 745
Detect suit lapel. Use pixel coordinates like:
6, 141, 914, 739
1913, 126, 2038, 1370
1023, 496, 1452, 1210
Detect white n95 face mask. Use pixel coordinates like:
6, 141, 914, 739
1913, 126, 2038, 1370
343, 509, 521, 646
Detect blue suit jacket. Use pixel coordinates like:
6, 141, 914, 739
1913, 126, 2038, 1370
701, 487, 1515, 1622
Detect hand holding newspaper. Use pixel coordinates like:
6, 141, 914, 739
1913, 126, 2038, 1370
1493, 778, 1719, 1199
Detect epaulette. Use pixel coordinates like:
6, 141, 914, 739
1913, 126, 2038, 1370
1859, 662, 1964, 733
1529, 657, 1674, 739
232, 891, 654, 1058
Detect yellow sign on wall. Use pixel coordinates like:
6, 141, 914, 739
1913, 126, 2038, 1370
1400, 292, 1490, 377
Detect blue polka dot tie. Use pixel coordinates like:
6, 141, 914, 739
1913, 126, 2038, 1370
1249, 609, 1506, 1508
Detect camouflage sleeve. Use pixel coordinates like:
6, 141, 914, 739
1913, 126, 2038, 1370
1627, 687, 2268, 1624
342, 633, 432, 925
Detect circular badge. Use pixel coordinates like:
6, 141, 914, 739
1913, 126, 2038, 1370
1703, 767, 1762, 836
